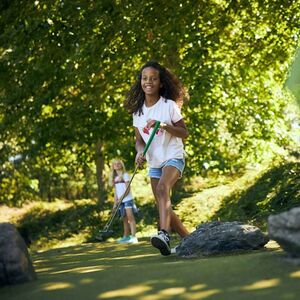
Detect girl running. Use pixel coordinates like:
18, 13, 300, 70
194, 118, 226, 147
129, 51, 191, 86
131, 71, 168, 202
124, 61, 189, 255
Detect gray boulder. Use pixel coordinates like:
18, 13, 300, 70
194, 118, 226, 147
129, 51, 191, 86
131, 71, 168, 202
176, 221, 269, 258
0, 222, 36, 286
268, 206, 300, 258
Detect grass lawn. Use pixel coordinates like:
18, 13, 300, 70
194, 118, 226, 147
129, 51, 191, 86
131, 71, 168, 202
1, 240, 300, 300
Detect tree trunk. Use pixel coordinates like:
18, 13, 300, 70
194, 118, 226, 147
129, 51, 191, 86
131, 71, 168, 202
39, 172, 49, 200
82, 164, 90, 199
95, 139, 106, 203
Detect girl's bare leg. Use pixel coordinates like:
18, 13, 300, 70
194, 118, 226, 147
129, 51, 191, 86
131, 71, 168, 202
125, 207, 136, 236
150, 167, 189, 237
123, 215, 130, 236
170, 210, 189, 237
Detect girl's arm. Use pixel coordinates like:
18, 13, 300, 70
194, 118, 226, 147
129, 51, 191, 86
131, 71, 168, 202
122, 181, 131, 198
147, 119, 189, 139
120, 172, 131, 199
113, 192, 118, 208
114, 183, 131, 204
134, 127, 146, 165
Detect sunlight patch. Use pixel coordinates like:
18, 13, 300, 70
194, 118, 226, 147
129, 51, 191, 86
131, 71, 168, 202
51, 265, 106, 274
265, 240, 281, 249
35, 267, 54, 272
80, 278, 94, 284
43, 282, 74, 291
242, 278, 280, 290
190, 284, 206, 291
290, 270, 300, 278
159, 287, 186, 296
111, 253, 157, 260
183, 289, 220, 299
98, 285, 152, 298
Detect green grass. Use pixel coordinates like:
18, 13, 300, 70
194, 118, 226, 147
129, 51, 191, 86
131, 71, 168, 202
1, 240, 300, 300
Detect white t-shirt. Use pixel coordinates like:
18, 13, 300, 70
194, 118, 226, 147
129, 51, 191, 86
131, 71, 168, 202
133, 97, 185, 168
114, 172, 133, 203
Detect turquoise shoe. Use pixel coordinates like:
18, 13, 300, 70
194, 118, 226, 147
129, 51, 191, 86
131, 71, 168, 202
128, 236, 139, 244
117, 236, 131, 244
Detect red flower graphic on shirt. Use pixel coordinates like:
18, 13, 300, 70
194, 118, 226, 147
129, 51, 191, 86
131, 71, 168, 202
143, 127, 163, 136
143, 127, 150, 135
156, 128, 163, 136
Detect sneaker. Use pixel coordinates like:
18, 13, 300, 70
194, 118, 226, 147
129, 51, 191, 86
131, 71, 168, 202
150, 230, 171, 256
128, 236, 139, 244
117, 236, 131, 244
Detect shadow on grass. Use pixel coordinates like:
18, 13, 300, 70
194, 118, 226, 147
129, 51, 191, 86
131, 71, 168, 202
1, 241, 300, 300
212, 161, 300, 229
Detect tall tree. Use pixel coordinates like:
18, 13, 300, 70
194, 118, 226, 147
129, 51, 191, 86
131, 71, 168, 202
1, 0, 299, 204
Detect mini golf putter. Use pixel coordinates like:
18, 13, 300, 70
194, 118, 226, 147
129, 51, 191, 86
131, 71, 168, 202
96, 121, 161, 242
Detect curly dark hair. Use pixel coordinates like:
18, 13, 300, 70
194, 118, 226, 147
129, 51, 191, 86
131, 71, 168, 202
124, 61, 189, 115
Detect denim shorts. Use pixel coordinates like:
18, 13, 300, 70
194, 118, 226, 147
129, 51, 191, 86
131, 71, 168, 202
118, 200, 139, 218
148, 158, 185, 179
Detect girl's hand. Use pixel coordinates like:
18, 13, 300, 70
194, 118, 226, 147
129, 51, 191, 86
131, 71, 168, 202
143, 120, 156, 135
145, 119, 166, 132
146, 119, 157, 129
135, 151, 146, 167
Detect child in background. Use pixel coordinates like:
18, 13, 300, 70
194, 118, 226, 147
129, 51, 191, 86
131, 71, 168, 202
124, 60, 189, 255
109, 158, 138, 244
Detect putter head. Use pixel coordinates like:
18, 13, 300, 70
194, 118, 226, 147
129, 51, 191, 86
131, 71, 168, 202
95, 229, 114, 242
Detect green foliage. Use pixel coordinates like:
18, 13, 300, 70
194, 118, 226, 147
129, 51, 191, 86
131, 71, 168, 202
213, 159, 300, 229
0, 0, 300, 204
17, 199, 102, 249
286, 48, 300, 106
180, 1, 300, 172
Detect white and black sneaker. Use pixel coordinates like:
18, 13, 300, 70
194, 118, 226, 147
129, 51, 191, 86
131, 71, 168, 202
150, 230, 171, 256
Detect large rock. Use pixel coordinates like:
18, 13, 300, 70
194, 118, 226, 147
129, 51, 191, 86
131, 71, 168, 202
0, 222, 36, 286
176, 221, 269, 258
268, 206, 300, 258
